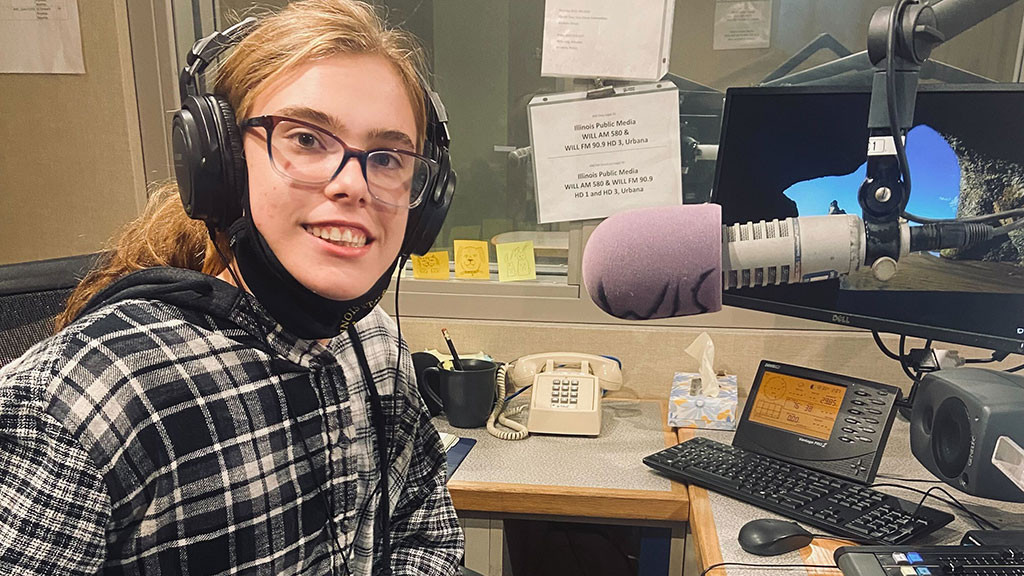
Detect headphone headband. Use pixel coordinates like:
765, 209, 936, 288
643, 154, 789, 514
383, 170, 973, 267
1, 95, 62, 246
179, 17, 259, 102
422, 79, 451, 146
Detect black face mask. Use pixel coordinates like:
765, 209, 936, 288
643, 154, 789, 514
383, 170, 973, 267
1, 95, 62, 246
228, 213, 397, 340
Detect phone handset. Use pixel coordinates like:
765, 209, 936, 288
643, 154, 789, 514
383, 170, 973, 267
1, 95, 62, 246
509, 352, 623, 392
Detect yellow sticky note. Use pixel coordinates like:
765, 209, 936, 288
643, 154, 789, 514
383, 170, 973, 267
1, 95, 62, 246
454, 240, 490, 279
411, 251, 449, 279
496, 241, 536, 282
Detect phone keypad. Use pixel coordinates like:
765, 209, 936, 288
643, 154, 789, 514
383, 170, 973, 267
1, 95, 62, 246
549, 378, 582, 408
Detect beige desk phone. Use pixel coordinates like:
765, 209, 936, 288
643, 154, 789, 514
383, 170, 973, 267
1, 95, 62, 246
493, 352, 623, 438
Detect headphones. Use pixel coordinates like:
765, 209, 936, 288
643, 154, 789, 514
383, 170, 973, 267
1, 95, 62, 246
171, 17, 456, 256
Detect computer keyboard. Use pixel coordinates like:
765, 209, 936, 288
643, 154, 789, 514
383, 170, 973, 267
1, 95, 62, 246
834, 545, 1024, 575
643, 437, 954, 544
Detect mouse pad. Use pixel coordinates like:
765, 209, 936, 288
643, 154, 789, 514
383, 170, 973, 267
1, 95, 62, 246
445, 437, 476, 481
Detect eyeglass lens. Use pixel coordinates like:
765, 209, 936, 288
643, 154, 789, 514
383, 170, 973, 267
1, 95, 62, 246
268, 119, 431, 207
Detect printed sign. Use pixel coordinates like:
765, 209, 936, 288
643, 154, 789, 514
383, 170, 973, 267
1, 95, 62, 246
541, 0, 675, 81
714, 0, 772, 50
0, 0, 85, 74
529, 84, 682, 223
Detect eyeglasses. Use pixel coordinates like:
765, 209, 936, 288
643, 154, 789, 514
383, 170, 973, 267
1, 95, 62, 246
241, 115, 437, 209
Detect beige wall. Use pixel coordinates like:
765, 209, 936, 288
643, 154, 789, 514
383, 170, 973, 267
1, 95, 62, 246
0, 0, 146, 265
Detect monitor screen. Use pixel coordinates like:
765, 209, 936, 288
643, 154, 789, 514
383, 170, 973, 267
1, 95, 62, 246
712, 84, 1024, 355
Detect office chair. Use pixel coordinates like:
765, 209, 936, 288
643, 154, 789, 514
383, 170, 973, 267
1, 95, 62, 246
0, 253, 103, 367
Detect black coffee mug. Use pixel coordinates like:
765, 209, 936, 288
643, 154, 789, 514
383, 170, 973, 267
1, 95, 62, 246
424, 358, 497, 428
412, 352, 445, 416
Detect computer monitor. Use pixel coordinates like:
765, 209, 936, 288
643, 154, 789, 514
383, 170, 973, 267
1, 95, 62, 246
712, 84, 1024, 355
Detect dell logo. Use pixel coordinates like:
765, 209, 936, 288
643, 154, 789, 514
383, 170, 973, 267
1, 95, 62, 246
832, 314, 851, 325
1017, 327, 1024, 335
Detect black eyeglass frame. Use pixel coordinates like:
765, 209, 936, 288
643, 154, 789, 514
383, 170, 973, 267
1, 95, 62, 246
241, 114, 438, 209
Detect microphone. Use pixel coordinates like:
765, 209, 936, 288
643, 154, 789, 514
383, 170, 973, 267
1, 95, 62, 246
721, 213, 870, 289
582, 204, 999, 320
582, 204, 723, 320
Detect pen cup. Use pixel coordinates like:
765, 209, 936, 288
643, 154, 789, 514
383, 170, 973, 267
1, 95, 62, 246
424, 358, 497, 428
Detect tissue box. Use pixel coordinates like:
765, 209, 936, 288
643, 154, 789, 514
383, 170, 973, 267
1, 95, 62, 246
668, 372, 738, 430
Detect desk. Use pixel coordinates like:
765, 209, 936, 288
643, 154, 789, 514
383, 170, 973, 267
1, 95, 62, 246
679, 418, 1024, 575
433, 400, 688, 576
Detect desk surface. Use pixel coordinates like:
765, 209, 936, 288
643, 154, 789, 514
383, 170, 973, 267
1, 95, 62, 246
680, 418, 1024, 575
434, 399, 688, 523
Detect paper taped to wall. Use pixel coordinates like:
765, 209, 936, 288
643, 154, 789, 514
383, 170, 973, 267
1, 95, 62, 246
0, 0, 85, 74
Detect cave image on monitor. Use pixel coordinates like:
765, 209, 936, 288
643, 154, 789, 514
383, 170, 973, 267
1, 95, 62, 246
782, 123, 1024, 294
712, 85, 1024, 351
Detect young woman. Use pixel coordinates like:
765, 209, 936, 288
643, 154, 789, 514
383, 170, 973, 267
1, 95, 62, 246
0, 1, 462, 574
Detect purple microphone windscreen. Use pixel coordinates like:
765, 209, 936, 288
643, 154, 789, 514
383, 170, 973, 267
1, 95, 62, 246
582, 204, 723, 320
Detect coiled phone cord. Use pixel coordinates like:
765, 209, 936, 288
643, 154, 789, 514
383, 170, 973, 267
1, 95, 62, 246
486, 363, 530, 440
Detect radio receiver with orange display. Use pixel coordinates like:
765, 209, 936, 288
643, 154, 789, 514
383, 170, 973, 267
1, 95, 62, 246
733, 360, 902, 483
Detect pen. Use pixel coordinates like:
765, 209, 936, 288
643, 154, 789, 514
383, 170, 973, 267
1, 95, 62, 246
440, 328, 464, 370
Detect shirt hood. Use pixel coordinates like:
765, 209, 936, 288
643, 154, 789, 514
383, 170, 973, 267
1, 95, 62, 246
80, 267, 242, 323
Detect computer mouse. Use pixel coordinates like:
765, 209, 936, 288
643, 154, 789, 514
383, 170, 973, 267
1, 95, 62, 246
737, 518, 814, 556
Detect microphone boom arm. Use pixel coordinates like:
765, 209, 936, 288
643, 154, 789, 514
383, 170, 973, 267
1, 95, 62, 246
855, 0, 1021, 279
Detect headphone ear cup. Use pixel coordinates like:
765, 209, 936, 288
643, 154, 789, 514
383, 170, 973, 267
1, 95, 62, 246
208, 95, 246, 227
402, 150, 455, 256
171, 98, 206, 221
169, 94, 246, 229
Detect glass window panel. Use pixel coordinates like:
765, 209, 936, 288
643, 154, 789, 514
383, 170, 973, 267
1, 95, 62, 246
176, 0, 1024, 278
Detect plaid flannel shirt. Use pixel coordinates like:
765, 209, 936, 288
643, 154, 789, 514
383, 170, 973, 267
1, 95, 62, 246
0, 268, 463, 575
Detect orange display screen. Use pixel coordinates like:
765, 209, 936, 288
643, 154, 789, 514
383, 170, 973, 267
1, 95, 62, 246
748, 371, 846, 440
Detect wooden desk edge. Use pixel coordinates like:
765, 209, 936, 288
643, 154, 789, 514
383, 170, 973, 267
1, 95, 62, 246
447, 400, 689, 523
448, 480, 688, 522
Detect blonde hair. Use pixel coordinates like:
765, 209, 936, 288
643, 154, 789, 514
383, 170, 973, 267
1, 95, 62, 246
57, 0, 427, 331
